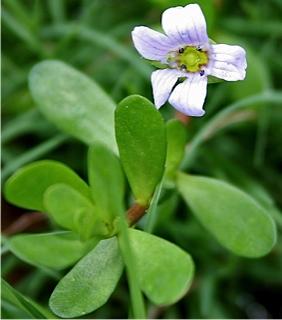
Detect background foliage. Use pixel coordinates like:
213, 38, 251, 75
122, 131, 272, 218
2, 0, 282, 318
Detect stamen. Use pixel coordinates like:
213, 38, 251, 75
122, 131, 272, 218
166, 46, 209, 73
200, 70, 205, 76
176, 46, 209, 73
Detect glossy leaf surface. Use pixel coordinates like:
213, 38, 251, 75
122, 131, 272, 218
115, 95, 166, 205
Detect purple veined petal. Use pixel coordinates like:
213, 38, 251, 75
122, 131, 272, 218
168, 74, 207, 116
132, 26, 175, 61
207, 44, 247, 81
151, 69, 184, 109
183, 4, 209, 45
161, 4, 209, 46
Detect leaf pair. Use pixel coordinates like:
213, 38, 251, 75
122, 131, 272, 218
49, 230, 194, 318
4, 160, 100, 240
4, 160, 90, 212
45, 184, 101, 240
4, 144, 125, 268
117, 95, 277, 260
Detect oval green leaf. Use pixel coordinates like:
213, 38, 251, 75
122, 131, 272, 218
49, 237, 123, 318
177, 173, 277, 257
8, 231, 97, 270
29, 60, 117, 152
88, 144, 125, 223
129, 229, 194, 305
44, 184, 108, 239
4, 160, 90, 212
115, 95, 166, 205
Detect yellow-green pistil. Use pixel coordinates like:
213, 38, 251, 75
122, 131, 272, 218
177, 46, 208, 72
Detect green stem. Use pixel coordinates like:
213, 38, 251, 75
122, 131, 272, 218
145, 180, 164, 233
181, 90, 282, 170
117, 215, 146, 319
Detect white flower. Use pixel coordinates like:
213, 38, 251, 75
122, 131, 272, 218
132, 4, 247, 116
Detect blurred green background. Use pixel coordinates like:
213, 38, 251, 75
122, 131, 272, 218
2, 0, 282, 318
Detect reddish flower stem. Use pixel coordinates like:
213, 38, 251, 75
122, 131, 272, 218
127, 203, 148, 226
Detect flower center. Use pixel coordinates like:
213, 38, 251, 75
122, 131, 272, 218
176, 46, 208, 73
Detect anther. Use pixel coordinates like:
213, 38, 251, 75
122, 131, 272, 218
180, 64, 187, 70
200, 70, 205, 76
197, 46, 202, 51
178, 48, 184, 53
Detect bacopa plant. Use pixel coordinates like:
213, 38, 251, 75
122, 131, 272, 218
3, 3, 278, 319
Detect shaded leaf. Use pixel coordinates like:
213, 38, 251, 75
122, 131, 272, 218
177, 173, 276, 257
29, 60, 117, 152
44, 184, 107, 239
88, 144, 125, 222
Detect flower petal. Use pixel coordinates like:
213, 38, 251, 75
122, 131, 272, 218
169, 74, 207, 116
208, 44, 247, 81
162, 4, 208, 46
151, 69, 183, 109
132, 26, 175, 61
